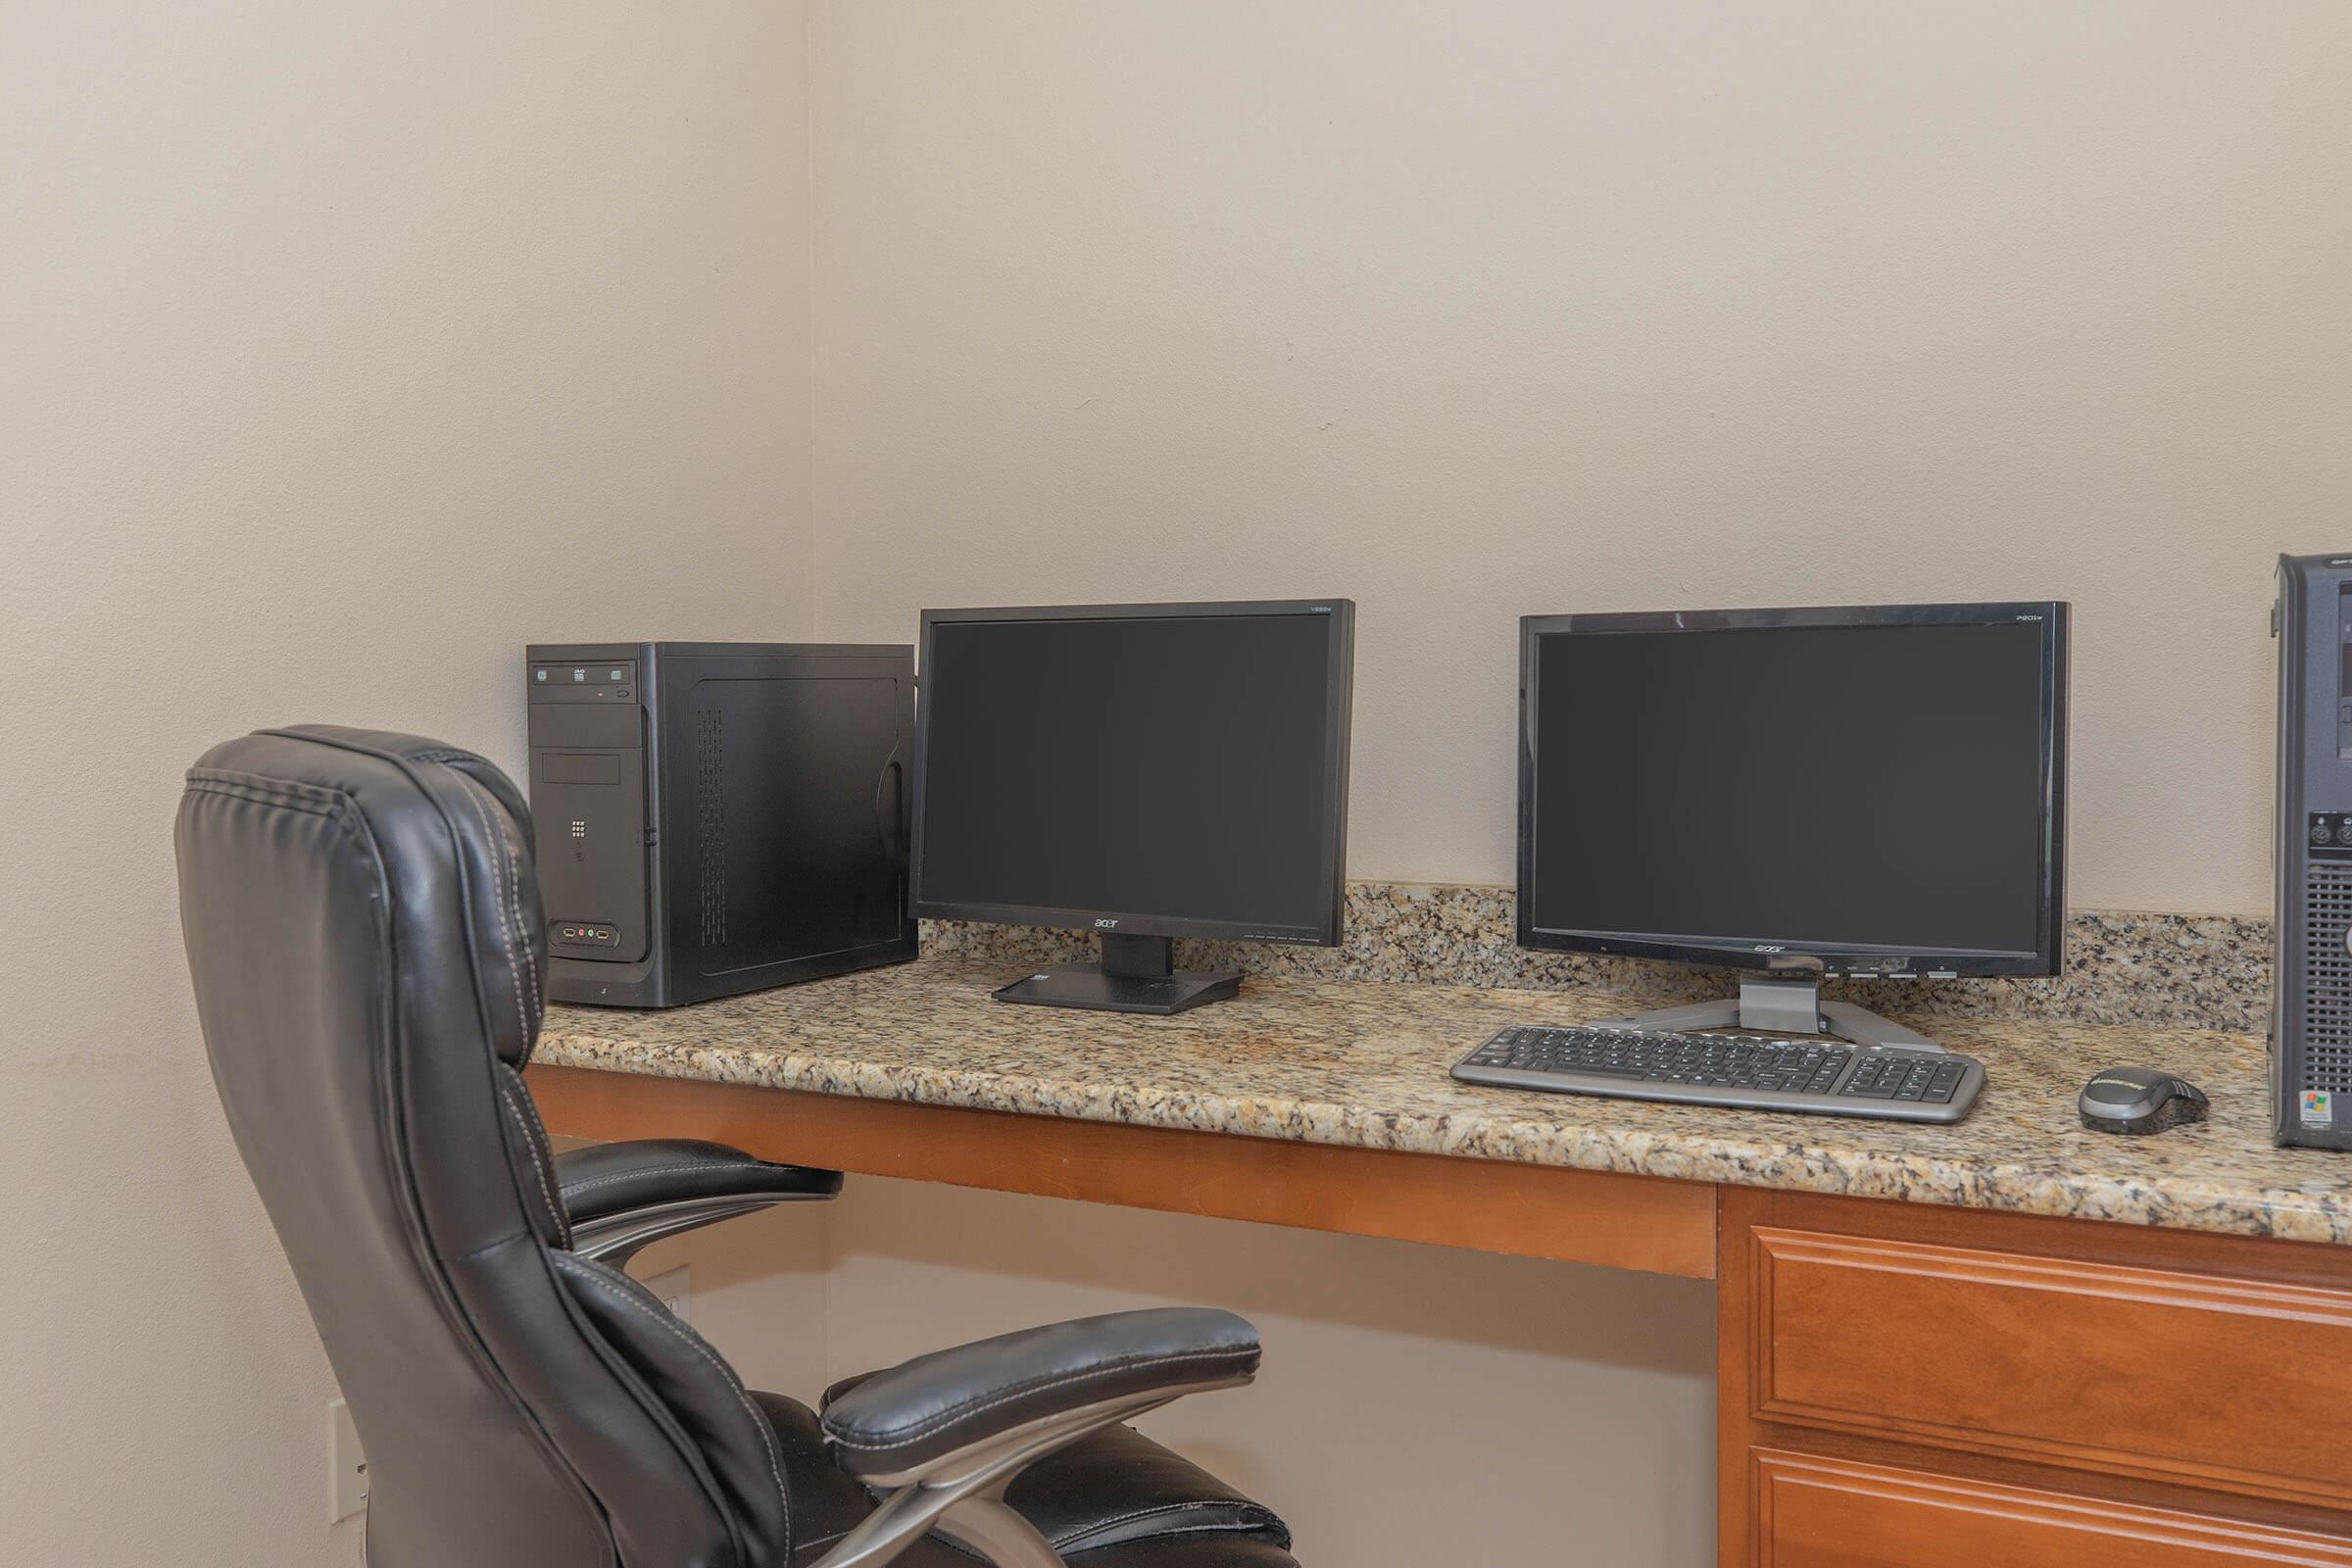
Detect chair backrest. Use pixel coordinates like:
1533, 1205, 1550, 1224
175, 727, 790, 1568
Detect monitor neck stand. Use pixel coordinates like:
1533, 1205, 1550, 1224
1590, 975, 1945, 1053
993, 932, 1244, 1016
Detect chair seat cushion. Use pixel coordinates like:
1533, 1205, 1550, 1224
758, 1391, 1296, 1568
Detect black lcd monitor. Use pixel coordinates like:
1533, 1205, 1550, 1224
1519, 602, 2067, 1045
911, 599, 1354, 1013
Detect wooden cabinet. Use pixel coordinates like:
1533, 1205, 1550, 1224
1750, 1452, 2352, 1568
1721, 1193, 2352, 1566
1747, 1225, 2352, 1506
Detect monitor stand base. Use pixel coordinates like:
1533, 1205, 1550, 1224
993, 933, 1243, 1016
1585, 975, 1945, 1053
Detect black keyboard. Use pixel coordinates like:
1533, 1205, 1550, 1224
1450, 1024, 1984, 1123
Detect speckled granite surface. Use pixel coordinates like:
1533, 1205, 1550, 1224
537, 953, 2352, 1247
925, 884, 2273, 1034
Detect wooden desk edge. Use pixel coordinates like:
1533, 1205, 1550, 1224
526, 1062, 1720, 1280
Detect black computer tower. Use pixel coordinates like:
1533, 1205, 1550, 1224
2273, 556, 2352, 1149
525, 642, 918, 1007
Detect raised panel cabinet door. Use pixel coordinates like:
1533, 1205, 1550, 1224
1747, 1226, 2352, 1507
1753, 1452, 2352, 1568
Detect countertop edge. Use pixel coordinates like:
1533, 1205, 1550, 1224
529, 1035, 2352, 1250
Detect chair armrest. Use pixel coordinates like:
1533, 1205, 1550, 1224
820, 1308, 1260, 1480
556, 1138, 841, 1222
808, 1309, 1262, 1568
556, 1139, 840, 1265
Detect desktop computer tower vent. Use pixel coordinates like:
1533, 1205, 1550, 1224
2302, 863, 2352, 1093
526, 643, 918, 1008
695, 706, 728, 951
2273, 555, 2352, 1149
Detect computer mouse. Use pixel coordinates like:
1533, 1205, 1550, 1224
2079, 1067, 2209, 1136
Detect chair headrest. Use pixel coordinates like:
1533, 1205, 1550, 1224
182, 724, 544, 1066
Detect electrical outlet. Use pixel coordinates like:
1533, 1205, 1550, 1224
328, 1397, 368, 1523
643, 1264, 692, 1324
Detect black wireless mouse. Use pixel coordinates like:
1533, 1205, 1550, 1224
2079, 1067, 2209, 1136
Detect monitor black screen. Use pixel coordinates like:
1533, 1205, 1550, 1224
914, 606, 1348, 939
1528, 616, 2054, 959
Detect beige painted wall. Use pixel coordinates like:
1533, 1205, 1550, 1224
15, 2, 2352, 1564
808, 0, 2352, 917
794, 4, 2352, 1564
0, 2, 815, 1560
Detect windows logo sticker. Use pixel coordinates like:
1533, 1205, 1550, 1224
2301, 1089, 2333, 1126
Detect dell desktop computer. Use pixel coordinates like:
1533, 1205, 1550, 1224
2272, 554, 2352, 1151
1454, 602, 2070, 1123
909, 600, 1355, 1014
526, 642, 919, 1007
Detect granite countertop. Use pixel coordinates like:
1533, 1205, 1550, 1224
536, 955, 2352, 1247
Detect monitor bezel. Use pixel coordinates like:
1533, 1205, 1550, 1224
1517, 600, 2069, 978
909, 598, 1356, 948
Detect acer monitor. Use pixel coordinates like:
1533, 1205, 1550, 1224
910, 599, 1355, 1014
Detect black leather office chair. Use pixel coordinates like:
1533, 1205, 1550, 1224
175, 726, 1297, 1568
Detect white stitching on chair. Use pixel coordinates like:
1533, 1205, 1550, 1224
453, 777, 532, 1048
491, 798, 544, 1033
1048, 1499, 1263, 1550
508, 1070, 564, 1184
551, 1252, 790, 1545
559, 1162, 774, 1196
471, 772, 541, 1035
500, 1080, 570, 1247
